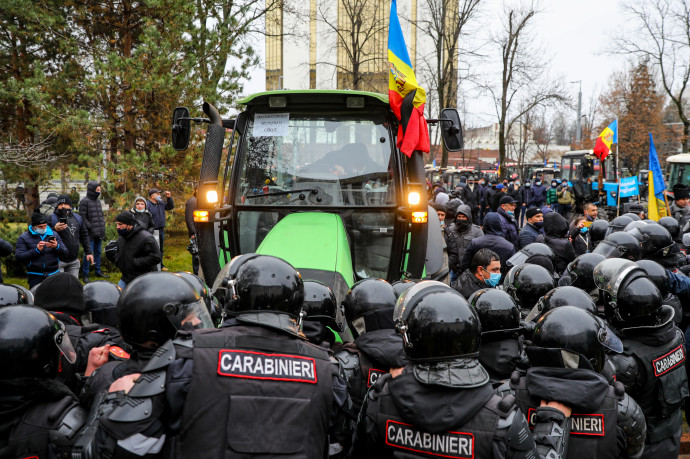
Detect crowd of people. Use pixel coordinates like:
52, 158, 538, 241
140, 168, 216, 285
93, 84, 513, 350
2, 175, 690, 458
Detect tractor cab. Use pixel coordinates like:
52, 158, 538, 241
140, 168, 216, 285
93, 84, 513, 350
561, 150, 619, 216
666, 153, 690, 201
172, 90, 463, 311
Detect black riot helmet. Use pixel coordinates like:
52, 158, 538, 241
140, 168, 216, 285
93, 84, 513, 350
469, 289, 521, 339
83, 280, 122, 327
504, 264, 555, 312
606, 215, 634, 236
506, 242, 554, 269
589, 219, 609, 244
531, 306, 623, 373
0, 305, 76, 379
117, 271, 214, 350
637, 223, 674, 259
593, 258, 663, 327
301, 280, 340, 331
622, 212, 641, 221
0, 284, 30, 306
175, 271, 221, 320
394, 281, 481, 362
593, 231, 641, 261
624, 220, 647, 233
343, 278, 397, 338
636, 259, 671, 297
391, 280, 416, 299
658, 216, 680, 240
566, 253, 606, 291
527, 286, 597, 322
213, 254, 304, 317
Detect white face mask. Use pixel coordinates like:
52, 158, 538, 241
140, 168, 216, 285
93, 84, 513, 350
35, 227, 46, 235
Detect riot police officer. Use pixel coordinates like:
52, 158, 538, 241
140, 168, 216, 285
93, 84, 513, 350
558, 253, 606, 295
589, 219, 609, 251
504, 264, 555, 317
523, 285, 597, 323
0, 304, 86, 458
360, 281, 571, 458
82, 254, 347, 458
507, 306, 647, 458
83, 280, 121, 327
0, 282, 31, 306
301, 279, 342, 349
175, 271, 222, 323
593, 231, 642, 261
595, 258, 688, 458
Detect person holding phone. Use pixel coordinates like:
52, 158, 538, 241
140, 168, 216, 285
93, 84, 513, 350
49, 195, 93, 278
15, 211, 68, 288
146, 188, 174, 270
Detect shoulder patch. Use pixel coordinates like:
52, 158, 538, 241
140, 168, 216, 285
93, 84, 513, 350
652, 345, 685, 377
527, 409, 604, 436
367, 368, 386, 387
217, 349, 317, 383
385, 420, 474, 458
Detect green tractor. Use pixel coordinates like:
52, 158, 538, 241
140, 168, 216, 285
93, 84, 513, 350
172, 90, 462, 316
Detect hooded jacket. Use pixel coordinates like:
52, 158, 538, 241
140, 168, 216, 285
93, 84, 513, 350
130, 196, 155, 234
529, 183, 547, 206
15, 225, 68, 280
497, 206, 519, 249
459, 213, 516, 272
112, 223, 161, 283
543, 212, 576, 274
446, 205, 484, 273
78, 181, 106, 238
49, 209, 91, 262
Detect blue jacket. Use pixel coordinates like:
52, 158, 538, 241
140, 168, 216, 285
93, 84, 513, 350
459, 213, 516, 272
518, 223, 544, 249
669, 271, 690, 305
146, 197, 174, 229
497, 207, 519, 249
15, 225, 68, 278
529, 184, 546, 206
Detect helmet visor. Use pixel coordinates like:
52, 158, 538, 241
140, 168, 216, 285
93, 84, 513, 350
53, 318, 77, 364
507, 250, 529, 268
164, 299, 215, 331
596, 316, 623, 353
593, 259, 639, 299
592, 240, 625, 259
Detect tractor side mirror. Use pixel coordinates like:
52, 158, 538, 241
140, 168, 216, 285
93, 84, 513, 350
440, 108, 463, 152
172, 107, 191, 151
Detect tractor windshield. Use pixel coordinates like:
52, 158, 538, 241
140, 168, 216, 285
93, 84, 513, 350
235, 113, 395, 207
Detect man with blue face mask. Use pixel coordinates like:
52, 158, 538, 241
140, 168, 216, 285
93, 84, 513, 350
452, 248, 501, 299
497, 195, 520, 249
15, 211, 68, 288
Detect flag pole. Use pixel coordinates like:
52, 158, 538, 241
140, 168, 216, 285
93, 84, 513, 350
615, 121, 620, 216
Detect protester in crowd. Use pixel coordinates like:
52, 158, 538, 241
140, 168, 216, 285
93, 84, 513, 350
69, 187, 80, 206
49, 195, 93, 277
446, 204, 483, 282
583, 202, 599, 223
497, 195, 519, 249
15, 212, 68, 288
670, 184, 690, 223
185, 187, 200, 275
518, 207, 545, 249
147, 188, 174, 270
508, 179, 524, 226
529, 177, 546, 208
556, 181, 574, 219
543, 212, 576, 275
569, 216, 590, 256
0, 237, 12, 283
459, 212, 516, 274
79, 181, 107, 283
130, 196, 155, 233
461, 175, 481, 222
491, 183, 506, 211
546, 180, 559, 213
107, 211, 161, 288
452, 248, 501, 299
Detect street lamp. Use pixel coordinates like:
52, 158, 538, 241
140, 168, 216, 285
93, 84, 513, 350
570, 81, 582, 144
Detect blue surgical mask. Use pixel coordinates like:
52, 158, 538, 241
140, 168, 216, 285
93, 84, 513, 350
580, 226, 589, 233
484, 271, 502, 287
35, 227, 46, 235
507, 210, 514, 216
535, 181, 541, 186
135, 207, 144, 213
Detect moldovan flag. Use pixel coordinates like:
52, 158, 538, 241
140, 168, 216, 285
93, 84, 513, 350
593, 120, 618, 161
647, 133, 668, 221
388, 0, 429, 157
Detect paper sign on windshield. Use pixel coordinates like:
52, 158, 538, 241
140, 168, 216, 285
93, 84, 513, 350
254, 113, 290, 137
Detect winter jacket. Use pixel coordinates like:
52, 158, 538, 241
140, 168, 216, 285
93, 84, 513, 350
15, 225, 68, 279
459, 213, 516, 272
130, 199, 156, 234
517, 223, 545, 250
0, 237, 12, 283
146, 196, 174, 229
484, 186, 497, 209
446, 205, 484, 274
497, 207, 519, 249
569, 226, 589, 256
557, 187, 575, 205
185, 196, 198, 237
111, 224, 161, 284
78, 181, 106, 238
461, 184, 481, 209
452, 268, 490, 300
508, 184, 523, 205
49, 210, 91, 262
546, 186, 558, 205
543, 212, 576, 275
528, 184, 546, 207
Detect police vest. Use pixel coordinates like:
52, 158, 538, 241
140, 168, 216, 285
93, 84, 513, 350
622, 329, 689, 443
510, 373, 619, 459
336, 343, 387, 411
374, 377, 509, 458
177, 324, 336, 458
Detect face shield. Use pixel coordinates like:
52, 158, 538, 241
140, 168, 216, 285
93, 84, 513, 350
507, 250, 530, 268
593, 258, 641, 300
595, 315, 624, 353
592, 240, 628, 259
163, 299, 215, 331
52, 316, 77, 364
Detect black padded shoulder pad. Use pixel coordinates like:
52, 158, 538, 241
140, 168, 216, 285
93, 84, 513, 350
335, 349, 360, 379
108, 396, 154, 422
127, 370, 167, 398
142, 339, 176, 372
49, 405, 87, 445
505, 407, 536, 452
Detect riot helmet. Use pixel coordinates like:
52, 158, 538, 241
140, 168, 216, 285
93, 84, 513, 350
0, 305, 76, 379
635, 259, 670, 297
469, 289, 521, 339
566, 253, 606, 291
589, 219, 609, 244
525, 286, 597, 322
504, 264, 555, 312
394, 281, 481, 362
530, 306, 623, 373
506, 243, 554, 269
117, 271, 214, 350
391, 280, 417, 299
606, 215, 634, 236
343, 278, 397, 338
624, 220, 647, 233
83, 280, 122, 327
658, 216, 680, 240
301, 280, 340, 331
0, 284, 30, 306
622, 212, 641, 221
175, 271, 221, 320
593, 232, 641, 261
637, 223, 674, 259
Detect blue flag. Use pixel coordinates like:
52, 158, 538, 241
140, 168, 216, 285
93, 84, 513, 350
649, 133, 666, 199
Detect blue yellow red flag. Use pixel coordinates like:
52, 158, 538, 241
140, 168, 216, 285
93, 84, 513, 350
388, 0, 429, 156
648, 133, 667, 221
593, 120, 617, 161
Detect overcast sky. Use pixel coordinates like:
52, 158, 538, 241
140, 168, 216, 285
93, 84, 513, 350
240, 0, 632, 128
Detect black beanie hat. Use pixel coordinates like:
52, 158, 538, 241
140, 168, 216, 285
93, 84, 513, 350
673, 184, 690, 201
526, 207, 543, 219
31, 212, 47, 227
56, 195, 72, 207
34, 272, 85, 314
116, 211, 136, 226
